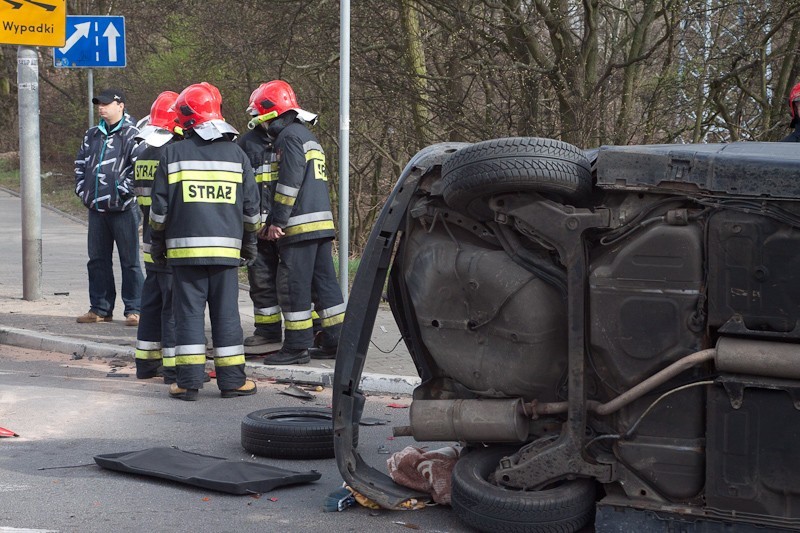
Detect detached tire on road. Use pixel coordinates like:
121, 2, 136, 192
451, 446, 596, 533
241, 407, 358, 460
440, 137, 593, 221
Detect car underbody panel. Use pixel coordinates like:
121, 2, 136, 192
334, 138, 800, 531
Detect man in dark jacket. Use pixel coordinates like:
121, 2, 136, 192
74, 88, 144, 326
256, 80, 346, 365
781, 82, 800, 142
150, 82, 260, 401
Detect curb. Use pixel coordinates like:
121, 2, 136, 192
0, 325, 420, 395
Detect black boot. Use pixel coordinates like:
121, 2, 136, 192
263, 347, 311, 365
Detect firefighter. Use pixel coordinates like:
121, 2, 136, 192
781, 82, 800, 142
149, 82, 260, 400
255, 80, 346, 364
237, 84, 283, 353
133, 91, 183, 382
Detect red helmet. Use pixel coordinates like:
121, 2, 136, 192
174, 82, 224, 129
148, 91, 180, 133
247, 80, 298, 118
790, 82, 800, 126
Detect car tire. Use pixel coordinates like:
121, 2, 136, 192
450, 446, 596, 533
440, 137, 593, 221
241, 407, 359, 460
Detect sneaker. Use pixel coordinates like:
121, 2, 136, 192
77, 310, 113, 323
244, 334, 282, 346
125, 313, 140, 326
308, 345, 338, 359
168, 383, 198, 401
263, 347, 311, 365
220, 379, 257, 398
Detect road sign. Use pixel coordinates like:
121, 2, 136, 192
0, 0, 66, 47
53, 15, 125, 68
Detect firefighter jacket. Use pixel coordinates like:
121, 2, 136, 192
134, 139, 178, 272
74, 114, 140, 212
268, 115, 335, 245
149, 133, 260, 267
236, 127, 276, 225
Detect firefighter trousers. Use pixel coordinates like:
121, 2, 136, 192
172, 265, 246, 391
277, 238, 345, 350
135, 269, 176, 382
247, 239, 282, 341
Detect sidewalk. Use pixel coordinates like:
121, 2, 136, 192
0, 188, 420, 394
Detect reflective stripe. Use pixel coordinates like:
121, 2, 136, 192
255, 305, 282, 324
167, 160, 243, 173
142, 243, 151, 253
244, 213, 260, 225
162, 357, 176, 368
215, 354, 245, 367
276, 183, 299, 198
287, 211, 333, 226
274, 192, 296, 206
143, 252, 153, 263
175, 344, 207, 355
176, 354, 207, 365
284, 318, 313, 330
311, 310, 320, 320
305, 149, 325, 161
150, 212, 167, 224
168, 170, 243, 185
138, 196, 152, 206
214, 345, 245, 357
137, 340, 161, 350
283, 310, 313, 321
321, 313, 345, 328
167, 247, 241, 259
284, 220, 335, 236
319, 303, 347, 318
303, 141, 324, 153
135, 348, 162, 360
134, 186, 152, 196
162, 347, 176, 357
167, 237, 242, 249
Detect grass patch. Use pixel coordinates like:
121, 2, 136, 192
0, 164, 87, 221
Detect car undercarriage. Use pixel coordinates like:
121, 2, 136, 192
334, 138, 800, 532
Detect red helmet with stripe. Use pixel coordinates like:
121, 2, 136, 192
174, 82, 224, 130
148, 91, 180, 133
247, 80, 298, 118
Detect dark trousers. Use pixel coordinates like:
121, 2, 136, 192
86, 208, 144, 317
247, 239, 282, 340
277, 239, 345, 350
135, 269, 176, 383
172, 265, 245, 391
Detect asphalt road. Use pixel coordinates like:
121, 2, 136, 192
0, 346, 465, 533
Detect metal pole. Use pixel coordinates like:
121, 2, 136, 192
17, 46, 42, 301
339, 0, 351, 300
88, 68, 94, 127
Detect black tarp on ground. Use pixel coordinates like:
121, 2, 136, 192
94, 447, 321, 495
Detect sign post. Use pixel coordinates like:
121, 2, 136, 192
0, 0, 66, 301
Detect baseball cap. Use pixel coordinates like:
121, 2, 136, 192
92, 88, 126, 105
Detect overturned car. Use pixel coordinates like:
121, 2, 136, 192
333, 138, 800, 532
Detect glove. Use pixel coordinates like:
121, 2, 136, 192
150, 230, 167, 266
240, 231, 258, 267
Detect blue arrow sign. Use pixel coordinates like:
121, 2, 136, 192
53, 15, 125, 68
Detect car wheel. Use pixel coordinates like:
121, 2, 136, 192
440, 137, 593, 221
451, 446, 596, 533
241, 407, 359, 460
